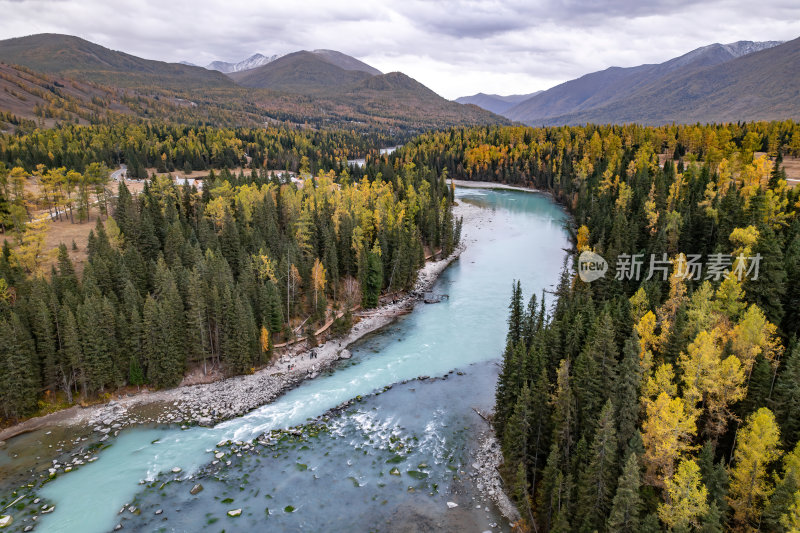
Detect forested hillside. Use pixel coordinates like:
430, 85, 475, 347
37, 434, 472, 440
401, 122, 800, 531
0, 34, 509, 135
0, 123, 393, 178
0, 125, 460, 422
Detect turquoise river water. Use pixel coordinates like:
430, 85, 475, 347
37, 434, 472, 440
0, 188, 568, 532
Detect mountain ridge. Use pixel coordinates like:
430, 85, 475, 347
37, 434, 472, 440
455, 92, 541, 114
206, 53, 280, 73
0, 33, 233, 89
519, 37, 800, 125
503, 39, 788, 125
0, 33, 508, 133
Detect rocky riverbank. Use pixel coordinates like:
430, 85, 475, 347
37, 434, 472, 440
0, 201, 484, 444
473, 431, 520, 523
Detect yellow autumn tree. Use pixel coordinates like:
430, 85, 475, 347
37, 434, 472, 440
311, 257, 327, 310
255, 251, 277, 283
782, 491, 800, 532
641, 390, 697, 487
635, 310, 659, 373
10, 218, 52, 276
728, 407, 782, 527
260, 326, 270, 355
658, 458, 709, 530
576, 224, 590, 252
643, 182, 660, 234
730, 305, 782, 377
678, 329, 745, 440
0, 278, 11, 303
205, 196, 230, 228
714, 276, 746, 322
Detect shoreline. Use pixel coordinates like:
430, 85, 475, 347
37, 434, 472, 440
448, 178, 546, 194
0, 200, 484, 444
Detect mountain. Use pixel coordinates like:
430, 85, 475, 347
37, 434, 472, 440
310, 49, 381, 76
205, 53, 280, 73
229, 51, 375, 91
0, 33, 233, 89
529, 37, 800, 126
0, 34, 508, 134
504, 40, 785, 125
455, 92, 541, 114
337, 72, 504, 127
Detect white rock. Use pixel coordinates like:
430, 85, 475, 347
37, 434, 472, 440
0, 515, 12, 528
446, 502, 458, 509
171, 467, 182, 473
227, 509, 242, 517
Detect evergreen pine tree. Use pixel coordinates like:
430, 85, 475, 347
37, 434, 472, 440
774, 343, 800, 446
607, 452, 642, 533
577, 399, 619, 532
0, 313, 40, 419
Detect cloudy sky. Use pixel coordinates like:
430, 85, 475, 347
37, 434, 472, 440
2, 0, 800, 99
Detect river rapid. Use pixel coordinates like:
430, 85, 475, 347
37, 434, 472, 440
0, 188, 568, 532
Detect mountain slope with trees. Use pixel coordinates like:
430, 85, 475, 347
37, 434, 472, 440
0, 34, 233, 90
0, 34, 508, 135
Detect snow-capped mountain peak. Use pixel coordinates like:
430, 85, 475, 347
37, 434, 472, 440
721, 40, 783, 58
205, 53, 281, 74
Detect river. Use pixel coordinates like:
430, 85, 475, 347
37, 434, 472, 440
0, 188, 568, 532
346, 146, 400, 167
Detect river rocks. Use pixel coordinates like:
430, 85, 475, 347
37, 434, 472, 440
114, 524, 122, 531
190, 484, 203, 495
155, 509, 163, 515
0, 515, 12, 528
474, 432, 520, 522
446, 502, 458, 509
389, 467, 401, 476
24, 526, 33, 532
338, 349, 351, 360
0, 441, 5, 448
171, 467, 181, 473
227, 509, 242, 517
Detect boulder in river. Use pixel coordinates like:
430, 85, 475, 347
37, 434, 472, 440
190, 484, 203, 495
227, 509, 242, 517
446, 502, 458, 509
0, 515, 13, 528
338, 349, 352, 360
